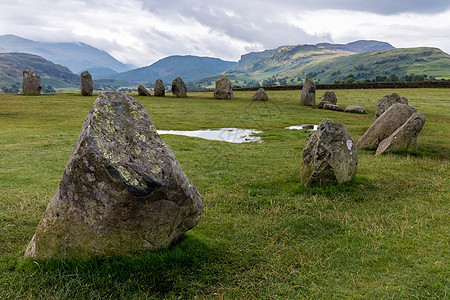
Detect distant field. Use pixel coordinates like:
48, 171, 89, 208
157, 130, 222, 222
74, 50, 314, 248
0, 89, 448, 298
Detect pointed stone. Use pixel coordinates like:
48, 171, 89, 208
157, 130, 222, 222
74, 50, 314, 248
137, 85, 151, 96
300, 77, 315, 106
252, 88, 268, 101
375, 113, 426, 155
25, 92, 203, 259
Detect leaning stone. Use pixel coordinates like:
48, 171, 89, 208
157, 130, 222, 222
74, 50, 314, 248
22, 70, 41, 95
301, 118, 357, 185
24, 92, 203, 259
300, 77, 315, 106
318, 91, 337, 108
80, 71, 93, 96
137, 85, 151, 96
375, 92, 408, 118
214, 75, 234, 100
375, 113, 426, 155
357, 103, 417, 150
154, 79, 165, 97
344, 105, 366, 114
172, 77, 187, 98
323, 103, 344, 112
252, 88, 268, 101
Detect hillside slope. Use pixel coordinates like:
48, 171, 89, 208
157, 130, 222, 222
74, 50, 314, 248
106, 55, 237, 84
0, 52, 79, 88
0, 34, 132, 74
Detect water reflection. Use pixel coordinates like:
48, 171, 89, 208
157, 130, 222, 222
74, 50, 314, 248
285, 124, 318, 131
157, 128, 262, 143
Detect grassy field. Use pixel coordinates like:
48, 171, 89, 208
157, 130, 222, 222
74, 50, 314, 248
0, 89, 448, 299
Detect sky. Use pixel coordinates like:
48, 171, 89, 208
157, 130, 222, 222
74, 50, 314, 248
0, 0, 449, 67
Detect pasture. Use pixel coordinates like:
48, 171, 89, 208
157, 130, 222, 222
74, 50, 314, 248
0, 89, 448, 298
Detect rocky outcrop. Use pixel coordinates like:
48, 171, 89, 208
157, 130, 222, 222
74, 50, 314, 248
137, 85, 151, 96
318, 91, 337, 108
375, 92, 408, 118
172, 77, 187, 98
24, 92, 203, 259
344, 105, 366, 114
375, 113, 426, 155
252, 88, 268, 101
301, 118, 357, 185
154, 79, 165, 97
214, 75, 234, 100
357, 103, 417, 150
80, 71, 93, 96
22, 70, 41, 95
300, 77, 315, 106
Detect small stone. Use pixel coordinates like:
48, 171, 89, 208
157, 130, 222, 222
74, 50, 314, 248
322, 103, 344, 112
80, 71, 93, 96
214, 75, 234, 100
252, 88, 268, 101
301, 118, 357, 185
375, 113, 426, 155
154, 79, 165, 97
24, 92, 203, 259
318, 91, 337, 108
344, 105, 366, 114
300, 77, 315, 106
357, 103, 417, 150
22, 70, 42, 95
171, 77, 187, 98
137, 85, 151, 96
375, 92, 408, 118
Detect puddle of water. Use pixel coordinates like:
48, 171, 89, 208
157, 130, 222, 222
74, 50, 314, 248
285, 124, 318, 131
157, 128, 262, 143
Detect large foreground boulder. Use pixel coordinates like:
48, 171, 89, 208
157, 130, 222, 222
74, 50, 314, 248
318, 91, 337, 108
25, 92, 203, 259
154, 79, 165, 97
357, 103, 417, 150
80, 71, 93, 96
214, 75, 234, 100
172, 77, 187, 98
375, 92, 408, 118
22, 70, 41, 95
137, 85, 151, 96
375, 113, 426, 155
252, 88, 268, 101
301, 118, 357, 185
300, 77, 315, 106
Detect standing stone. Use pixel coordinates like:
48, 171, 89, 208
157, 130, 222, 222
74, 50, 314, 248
171, 77, 187, 98
318, 91, 337, 108
300, 77, 315, 106
214, 75, 234, 100
154, 79, 165, 97
24, 92, 203, 259
344, 105, 366, 114
80, 71, 93, 96
375, 92, 408, 119
137, 85, 151, 96
301, 118, 357, 185
22, 70, 42, 95
375, 113, 426, 155
252, 88, 268, 101
357, 103, 417, 150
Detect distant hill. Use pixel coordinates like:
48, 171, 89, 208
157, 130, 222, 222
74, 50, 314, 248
300, 47, 450, 83
0, 34, 133, 74
105, 55, 237, 84
0, 52, 79, 89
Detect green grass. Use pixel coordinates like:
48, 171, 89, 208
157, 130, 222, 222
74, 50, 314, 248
1, 89, 449, 299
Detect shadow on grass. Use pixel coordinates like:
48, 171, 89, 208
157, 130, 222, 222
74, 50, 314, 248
15, 233, 227, 299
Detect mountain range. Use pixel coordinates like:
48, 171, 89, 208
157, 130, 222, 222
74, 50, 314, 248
0, 34, 132, 75
0, 34, 449, 91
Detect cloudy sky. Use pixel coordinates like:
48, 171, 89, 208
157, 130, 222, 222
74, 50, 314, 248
1, 0, 449, 67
